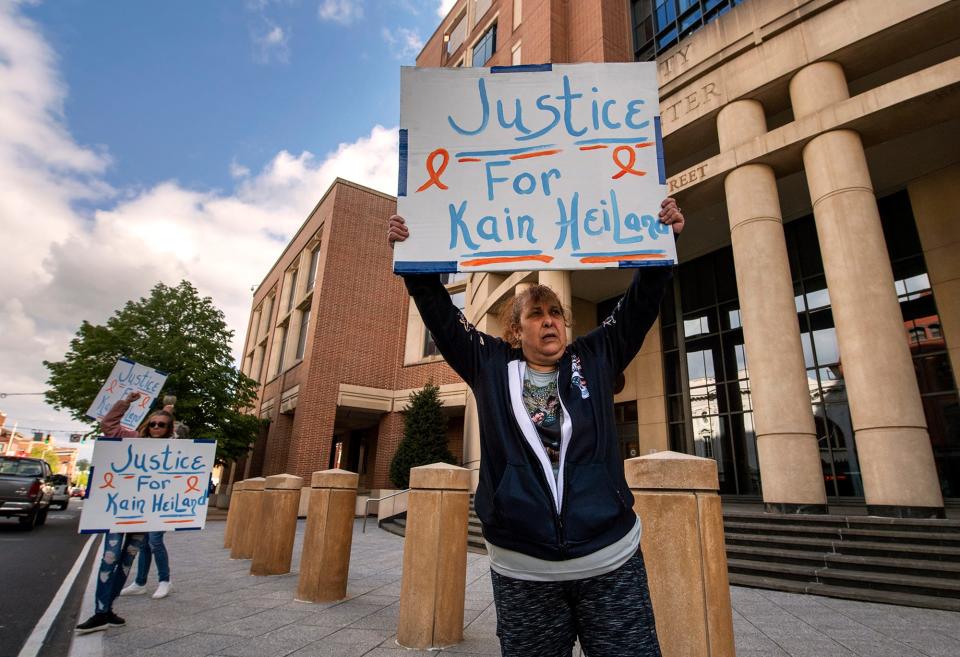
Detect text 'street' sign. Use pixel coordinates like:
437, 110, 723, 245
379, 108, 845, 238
86, 358, 168, 430
79, 438, 216, 533
394, 63, 674, 274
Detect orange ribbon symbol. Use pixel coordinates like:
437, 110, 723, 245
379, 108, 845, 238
100, 473, 115, 489
185, 476, 200, 493
106, 379, 118, 394
138, 396, 149, 409
416, 148, 450, 192
611, 145, 646, 180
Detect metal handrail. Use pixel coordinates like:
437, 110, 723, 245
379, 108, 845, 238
362, 488, 410, 533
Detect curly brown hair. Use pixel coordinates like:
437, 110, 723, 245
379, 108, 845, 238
499, 284, 570, 348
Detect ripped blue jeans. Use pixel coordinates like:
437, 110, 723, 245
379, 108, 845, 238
95, 532, 145, 613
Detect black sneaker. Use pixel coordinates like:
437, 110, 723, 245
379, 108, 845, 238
75, 613, 109, 634
106, 612, 126, 627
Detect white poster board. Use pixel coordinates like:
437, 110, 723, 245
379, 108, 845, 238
394, 62, 673, 274
86, 358, 168, 430
79, 437, 216, 533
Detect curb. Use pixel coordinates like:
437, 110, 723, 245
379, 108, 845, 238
67, 540, 103, 657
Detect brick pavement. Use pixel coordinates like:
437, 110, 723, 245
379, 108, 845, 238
71, 519, 960, 657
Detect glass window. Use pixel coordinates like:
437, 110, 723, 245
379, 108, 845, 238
475, 0, 493, 21
286, 269, 298, 312
274, 326, 287, 376
295, 309, 311, 361
473, 23, 497, 66
446, 12, 467, 56
306, 247, 321, 291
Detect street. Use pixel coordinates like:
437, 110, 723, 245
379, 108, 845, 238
0, 500, 98, 657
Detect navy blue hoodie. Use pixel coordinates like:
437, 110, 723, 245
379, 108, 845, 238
403, 266, 671, 560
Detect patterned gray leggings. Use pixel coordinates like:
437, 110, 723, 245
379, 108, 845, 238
490, 549, 662, 657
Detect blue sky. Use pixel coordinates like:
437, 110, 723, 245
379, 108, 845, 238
0, 0, 455, 452
24, 0, 446, 194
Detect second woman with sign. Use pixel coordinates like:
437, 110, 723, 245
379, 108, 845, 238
388, 197, 684, 657
75, 392, 177, 634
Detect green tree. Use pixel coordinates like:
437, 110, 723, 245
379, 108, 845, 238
389, 382, 456, 489
30, 445, 60, 473
76, 459, 90, 472
44, 280, 261, 463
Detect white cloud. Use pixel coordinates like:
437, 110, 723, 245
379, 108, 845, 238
0, 2, 398, 442
437, 0, 457, 18
229, 160, 251, 179
252, 21, 290, 63
318, 0, 364, 25
381, 26, 424, 61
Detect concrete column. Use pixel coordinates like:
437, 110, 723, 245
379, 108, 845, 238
397, 463, 471, 650
230, 476, 265, 559
717, 99, 827, 513
636, 318, 669, 454
538, 270, 572, 318
626, 451, 735, 657
908, 164, 960, 383
297, 469, 359, 602
462, 391, 481, 492
791, 61, 944, 517
223, 479, 245, 549
216, 460, 236, 510
251, 474, 303, 576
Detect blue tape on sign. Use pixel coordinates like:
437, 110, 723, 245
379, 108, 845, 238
398, 129, 408, 197
394, 261, 459, 274
84, 466, 94, 498
192, 438, 216, 444
118, 357, 134, 365
490, 63, 553, 74
618, 259, 675, 268
155, 368, 169, 376
81, 529, 109, 534
654, 116, 666, 185
175, 526, 202, 532
96, 436, 122, 442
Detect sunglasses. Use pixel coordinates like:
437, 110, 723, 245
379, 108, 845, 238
147, 421, 169, 429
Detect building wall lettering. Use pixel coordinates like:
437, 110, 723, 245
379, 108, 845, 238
661, 81, 722, 126
668, 163, 708, 193
658, 45, 691, 80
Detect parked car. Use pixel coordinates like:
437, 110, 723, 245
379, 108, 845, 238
0, 456, 53, 529
50, 474, 70, 509
70, 486, 86, 498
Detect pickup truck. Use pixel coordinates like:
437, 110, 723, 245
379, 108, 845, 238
0, 456, 53, 529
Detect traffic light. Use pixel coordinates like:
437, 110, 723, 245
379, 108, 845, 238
44, 434, 51, 444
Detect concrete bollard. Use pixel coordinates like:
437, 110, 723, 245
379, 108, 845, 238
250, 474, 303, 576
397, 463, 471, 650
625, 451, 735, 657
296, 469, 359, 602
230, 477, 265, 560
223, 479, 245, 549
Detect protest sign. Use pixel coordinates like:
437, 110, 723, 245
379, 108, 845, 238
86, 358, 168, 430
394, 62, 673, 274
79, 437, 216, 533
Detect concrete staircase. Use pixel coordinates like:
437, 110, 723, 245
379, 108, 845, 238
379, 503, 960, 611
723, 510, 960, 611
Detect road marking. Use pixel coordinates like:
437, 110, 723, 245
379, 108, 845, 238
17, 535, 96, 657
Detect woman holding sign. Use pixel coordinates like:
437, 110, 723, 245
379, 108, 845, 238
76, 392, 176, 634
388, 198, 683, 657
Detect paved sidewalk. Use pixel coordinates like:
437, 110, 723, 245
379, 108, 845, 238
72, 519, 960, 657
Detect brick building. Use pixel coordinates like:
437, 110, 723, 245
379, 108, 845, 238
238, 0, 959, 515
235, 179, 465, 492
